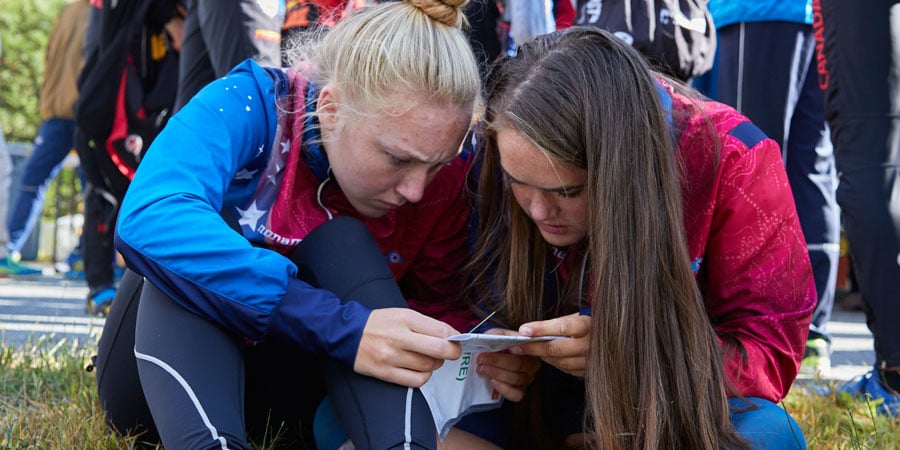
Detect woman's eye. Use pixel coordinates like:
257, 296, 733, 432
558, 189, 582, 199
388, 154, 410, 166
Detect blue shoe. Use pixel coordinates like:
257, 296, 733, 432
64, 268, 85, 279
839, 368, 900, 417
64, 251, 125, 280
0, 255, 43, 276
85, 287, 116, 317
66, 248, 81, 266
63, 251, 85, 279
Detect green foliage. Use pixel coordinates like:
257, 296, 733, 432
43, 165, 83, 221
0, 0, 68, 142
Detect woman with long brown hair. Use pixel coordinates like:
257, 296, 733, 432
462, 27, 815, 449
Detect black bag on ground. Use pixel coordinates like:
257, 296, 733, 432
574, 0, 716, 81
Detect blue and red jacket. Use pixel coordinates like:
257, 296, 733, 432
116, 59, 476, 367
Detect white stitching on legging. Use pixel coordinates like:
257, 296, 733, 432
404, 387, 413, 450
134, 348, 229, 449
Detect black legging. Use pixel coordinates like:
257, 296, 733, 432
96, 217, 437, 449
97, 266, 326, 449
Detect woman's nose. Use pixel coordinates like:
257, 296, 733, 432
396, 169, 429, 204
528, 192, 555, 221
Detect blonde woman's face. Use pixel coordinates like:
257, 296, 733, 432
318, 88, 472, 218
496, 127, 588, 247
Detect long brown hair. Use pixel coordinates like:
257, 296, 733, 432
465, 27, 747, 449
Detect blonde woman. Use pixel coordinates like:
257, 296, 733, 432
93, 1, 531, 448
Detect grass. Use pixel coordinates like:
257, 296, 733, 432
0, 335, 146, 449
1, 337, 898, 449
783, 381, 900, 449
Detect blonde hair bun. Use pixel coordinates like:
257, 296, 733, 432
408, 0, 469, 28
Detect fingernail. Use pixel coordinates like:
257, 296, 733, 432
519, 326, 532, 336
509, 346, 523, 355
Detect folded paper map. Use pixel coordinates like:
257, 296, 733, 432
446, 333, 567, 352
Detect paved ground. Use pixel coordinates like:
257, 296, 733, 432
0, 267, 102, 347
0, 263, 878, 384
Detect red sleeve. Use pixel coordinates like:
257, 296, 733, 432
691, 131, 816, 402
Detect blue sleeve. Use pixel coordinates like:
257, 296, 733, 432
115, 60, 369, 366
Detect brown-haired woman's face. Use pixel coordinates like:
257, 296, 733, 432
318, 88, 472, 217
496, 127, 588, 247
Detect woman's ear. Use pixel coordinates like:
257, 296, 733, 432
317, 86, 340, 134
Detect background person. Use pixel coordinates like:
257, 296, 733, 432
813, 0, 900, 416
0, 103, 11, 277
74, 0, 183, 316
2, 0, 89, 277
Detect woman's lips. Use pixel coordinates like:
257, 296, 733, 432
537, 222, 567, 234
